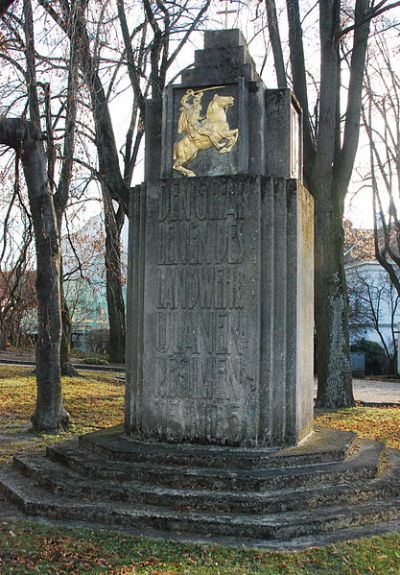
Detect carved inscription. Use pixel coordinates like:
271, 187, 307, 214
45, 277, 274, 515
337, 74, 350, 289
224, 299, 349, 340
144, 177, 260, 441
158, 222, 244, 265
158, 178, 249, 221
155, 398, 243, 439
157, 267, 243, 310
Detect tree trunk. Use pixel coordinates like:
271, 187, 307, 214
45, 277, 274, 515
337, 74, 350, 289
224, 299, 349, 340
314, 186, 354, 407
18, 122, 69, 432
0, 118, 68, 432
283, 0, 373, 408
0, 321, 7, 350
103, 186, 125, 364
106, 247, 126, 364
19, 0, 69, 431
265, 0, 287, 88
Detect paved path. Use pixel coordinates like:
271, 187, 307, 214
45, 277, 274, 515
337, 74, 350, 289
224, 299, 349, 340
312, 377, 400, 404
0, 357, 124, 373
313, 378, 400, 404
352, 378, 400, 404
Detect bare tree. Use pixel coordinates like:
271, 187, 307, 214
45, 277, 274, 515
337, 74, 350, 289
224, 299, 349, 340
0, 116, 69, 433
0, 161, 35, 349
362, 25, 400, 307
0, 0, 73, 432
347, 264, 399, 372
53, 1, 82, 375
265, 0, 400, 407
38, 0, 211, 363
61, 215, 110, 352
0, 0, 210, 427
1, 0, 87, 375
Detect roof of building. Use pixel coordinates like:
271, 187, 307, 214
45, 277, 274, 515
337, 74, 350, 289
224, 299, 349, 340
344, 220, 375, 264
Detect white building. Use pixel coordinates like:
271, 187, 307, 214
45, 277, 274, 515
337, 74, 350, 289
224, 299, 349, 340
344, 221, 400, 374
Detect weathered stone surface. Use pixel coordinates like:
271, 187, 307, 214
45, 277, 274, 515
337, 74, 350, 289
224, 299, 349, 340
125, 175, 314, 446
181, 30, 258, 87
45, 440, 383, 492
264, 90, 303, 181
142, 175, 260, 445
12, 452, 399, 514
79, 426, 357, 469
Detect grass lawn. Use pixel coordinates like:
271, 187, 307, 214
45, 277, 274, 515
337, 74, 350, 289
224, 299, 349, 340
1, 523, 399, 575
0, 365, 124, 463
0, 365, 399, 574
315, 405, 400, 450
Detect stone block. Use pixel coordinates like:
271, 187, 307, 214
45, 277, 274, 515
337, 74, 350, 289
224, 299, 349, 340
204, 29, 247, 50
264, 90, 303, 181
125, 175, 314, 447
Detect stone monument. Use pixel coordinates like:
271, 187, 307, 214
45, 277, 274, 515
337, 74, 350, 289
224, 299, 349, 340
125, 29, 314, 447
2, 29, 400, 548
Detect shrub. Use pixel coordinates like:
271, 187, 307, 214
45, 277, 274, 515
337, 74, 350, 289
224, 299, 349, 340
83, 354, 109, 366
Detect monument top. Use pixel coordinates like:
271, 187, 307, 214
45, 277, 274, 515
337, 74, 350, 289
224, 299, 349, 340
204, 29, 247, 49
180, 28, 259, 86
156, 27, 302, 181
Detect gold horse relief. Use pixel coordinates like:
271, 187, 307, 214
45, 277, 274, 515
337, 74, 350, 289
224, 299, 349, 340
172, 87, 239, 177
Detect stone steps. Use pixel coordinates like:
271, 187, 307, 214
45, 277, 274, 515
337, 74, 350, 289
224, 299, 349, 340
13, 452, 399, 514
79, 427, 357, 469
46, 439, 384, 492
1, 463, 400, 542
1, 428, 400, 547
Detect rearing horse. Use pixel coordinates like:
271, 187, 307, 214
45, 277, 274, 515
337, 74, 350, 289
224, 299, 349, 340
173, 94, 239, 177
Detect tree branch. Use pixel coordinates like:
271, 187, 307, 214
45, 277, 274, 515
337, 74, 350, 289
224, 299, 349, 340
286, 0, 316, 181
335, 0, 370, 196
265, 0, 287, 88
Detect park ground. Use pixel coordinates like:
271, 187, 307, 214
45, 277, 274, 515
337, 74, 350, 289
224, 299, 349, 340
0, 365, 399, 574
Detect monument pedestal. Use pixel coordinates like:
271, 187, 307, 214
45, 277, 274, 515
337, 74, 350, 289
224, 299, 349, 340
126, 175, 313, 446
2, 424, 399, 548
